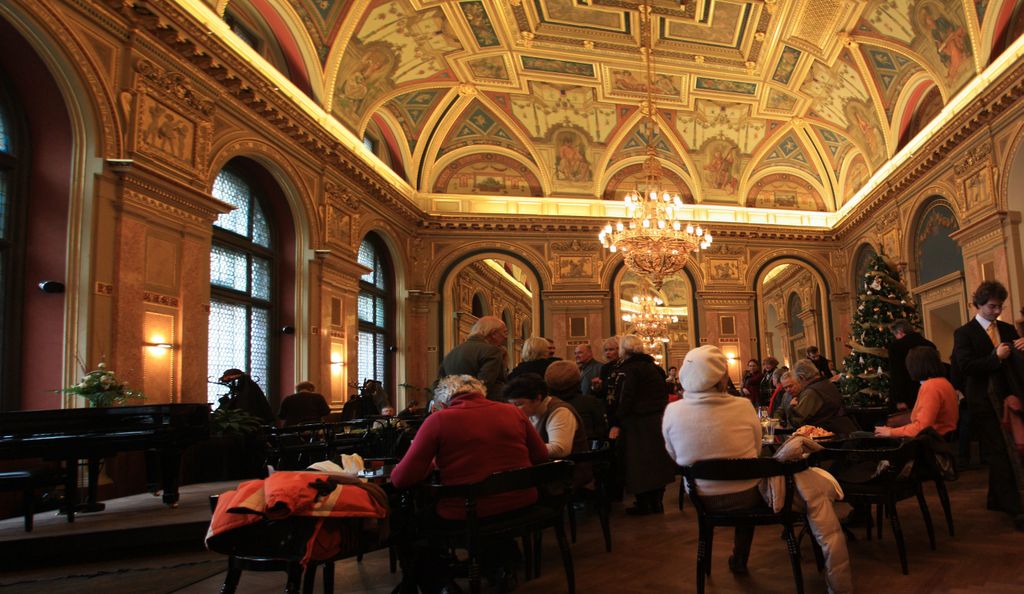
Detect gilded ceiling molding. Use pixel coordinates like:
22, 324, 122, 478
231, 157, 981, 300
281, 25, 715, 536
834, 54, 1024, 239
120, 0, 424, 225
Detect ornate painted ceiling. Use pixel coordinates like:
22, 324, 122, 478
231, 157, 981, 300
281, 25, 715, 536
211, 0, 1022, 212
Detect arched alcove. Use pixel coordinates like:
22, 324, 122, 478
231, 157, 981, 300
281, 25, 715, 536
439, 254, 541, 365
612, 266, 697, 369
909, 198, 965, 360
755, 258, 832, 367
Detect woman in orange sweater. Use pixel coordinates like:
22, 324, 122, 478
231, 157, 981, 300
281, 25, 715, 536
875, 345, 959, 438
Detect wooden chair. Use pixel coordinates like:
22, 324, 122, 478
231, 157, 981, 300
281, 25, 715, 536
265, 423, 331, 471
566, 440, 613, 552
207, 494, 370, 594
680, 458, 809, 594
420, 460, 576, 594
827, 438, 935, 575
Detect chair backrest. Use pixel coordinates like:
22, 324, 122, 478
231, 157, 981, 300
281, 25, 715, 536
680, 458, 807, 520
432, 460, 575, 501
566, 440, 612, 464
357, 418, 413, 462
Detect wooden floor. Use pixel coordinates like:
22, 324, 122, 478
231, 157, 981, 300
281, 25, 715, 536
1, 468, 1023, 593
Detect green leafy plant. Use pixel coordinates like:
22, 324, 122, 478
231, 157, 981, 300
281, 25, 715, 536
210, 408, 263, 437
55, 361, 145, 407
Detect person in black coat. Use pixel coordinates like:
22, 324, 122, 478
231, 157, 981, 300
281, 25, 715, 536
952, 280, 1024, 531
608, 335, 677, 515
508, 337, 560, 381
888, 319, 937, 410
218, 368, 275, 424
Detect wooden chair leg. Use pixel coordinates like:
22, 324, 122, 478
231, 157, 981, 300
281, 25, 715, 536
553, 522, 576, 594
704, 524, 714, 576
695, 526, 709, 594
221, 559, 242, 594
598, 497, 611, 553
23, 486, 33, 532
935, 479, 955, 536
521, 532, 534, 581
783, 527, 805, 594
567, 504, 577, 544
285, 562, 303, 594
323, 561, 335, 594
678, 480, 686, 511
876, 502, 884, 540
887, 496, 909, 575
915, 483, 936, 551
533, 531, 543, 578
301, 563, 317, 594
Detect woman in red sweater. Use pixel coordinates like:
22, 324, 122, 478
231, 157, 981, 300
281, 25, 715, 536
391, 375, 548, 519
875, 346, 959, 438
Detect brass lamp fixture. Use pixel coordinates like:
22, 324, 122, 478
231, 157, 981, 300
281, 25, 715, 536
598, 0, 713, 290
621, 292, 678, 348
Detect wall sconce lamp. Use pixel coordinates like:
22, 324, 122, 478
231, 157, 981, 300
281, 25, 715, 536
144, 342, 174, 349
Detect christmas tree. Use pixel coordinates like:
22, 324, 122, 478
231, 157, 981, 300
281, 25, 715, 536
837, 253, 922, 407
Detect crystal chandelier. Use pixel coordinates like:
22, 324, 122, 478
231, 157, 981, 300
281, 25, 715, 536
598, 1, 713, 290
621, 293, 678, 347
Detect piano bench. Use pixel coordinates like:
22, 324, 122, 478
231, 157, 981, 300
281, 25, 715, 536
0, 468, 63, 532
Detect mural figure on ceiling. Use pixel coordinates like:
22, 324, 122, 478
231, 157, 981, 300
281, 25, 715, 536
336, 41, 397, 124
702, 140, 739, 193
610, 69, 680, 97
917, 2, 970, 84
555, 131, 592, 182
844, 100, 885, 166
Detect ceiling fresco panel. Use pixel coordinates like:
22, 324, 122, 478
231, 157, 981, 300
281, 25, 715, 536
206, 0, 1020, 210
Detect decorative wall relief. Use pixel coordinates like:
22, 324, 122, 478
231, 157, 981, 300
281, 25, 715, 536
707, 258, 741, 281
130, 60, 213, 174
550, 239, 600, 283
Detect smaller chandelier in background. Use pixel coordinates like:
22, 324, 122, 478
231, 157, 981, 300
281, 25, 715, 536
621, 293, 678, 348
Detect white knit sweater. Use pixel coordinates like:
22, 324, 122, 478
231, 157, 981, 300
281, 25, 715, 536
661, 389, 762, 496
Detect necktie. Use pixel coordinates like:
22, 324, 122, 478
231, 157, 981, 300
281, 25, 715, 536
987, 323, 1000, 347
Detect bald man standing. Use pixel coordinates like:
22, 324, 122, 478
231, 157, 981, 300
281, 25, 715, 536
439, 315, 509, 400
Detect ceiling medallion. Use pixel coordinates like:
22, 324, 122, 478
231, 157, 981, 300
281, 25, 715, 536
621, 292, 678, 349
598, 0, 713, 291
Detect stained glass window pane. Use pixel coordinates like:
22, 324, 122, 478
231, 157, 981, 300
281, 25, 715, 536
358, 240, 376, 284
358, 331, 374, 385
375, 296, 385, 327
0, 102, 8, 153
210, 245, 248, 291
251, 257, 271, 301
207, 300, 247, 404
252, 200, 271, 248
250, 307, 270, 396
357, 293, 374, 323
212, 169, 250, 236
0, 173, 8, 241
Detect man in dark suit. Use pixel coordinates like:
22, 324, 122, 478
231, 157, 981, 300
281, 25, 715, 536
805, 345, 833, 379
952, 280, 1024, 530
888, 319, 937, 410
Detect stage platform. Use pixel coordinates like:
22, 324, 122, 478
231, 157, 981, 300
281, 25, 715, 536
0, 481, 234, 568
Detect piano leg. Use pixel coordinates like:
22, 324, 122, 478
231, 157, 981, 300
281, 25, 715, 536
160, 449, 183, 507
62, 458, 77, 522
80, 457, 106, 513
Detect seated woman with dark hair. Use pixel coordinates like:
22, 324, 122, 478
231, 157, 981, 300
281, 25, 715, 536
503, 373, 588, 459
875, 346, 959, 438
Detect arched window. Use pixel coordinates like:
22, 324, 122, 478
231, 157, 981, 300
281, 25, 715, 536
357, 233, 394, 395
0, 81, 24, 408
471, 293, 486, 318
207, 166, 275, 403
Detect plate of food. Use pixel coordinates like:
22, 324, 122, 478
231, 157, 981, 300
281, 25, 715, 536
792, 425, 835, 440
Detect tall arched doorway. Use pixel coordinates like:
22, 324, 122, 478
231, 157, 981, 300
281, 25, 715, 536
613, 267, 696, 369
756, 259, 832, 368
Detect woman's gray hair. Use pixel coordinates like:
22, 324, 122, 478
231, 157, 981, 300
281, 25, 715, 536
771, 366, 789, 384
602, 336, 619, 351
793, 359, 821, 383
619, 334, 646, 357
521, 337, 550, 362
433, 375, 486, 407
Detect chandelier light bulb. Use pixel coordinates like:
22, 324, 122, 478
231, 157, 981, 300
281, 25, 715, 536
686, 224, 694, 234
673, 221, 681, 231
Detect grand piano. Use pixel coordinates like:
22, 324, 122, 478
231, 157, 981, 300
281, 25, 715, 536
0, 403, 210, 520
